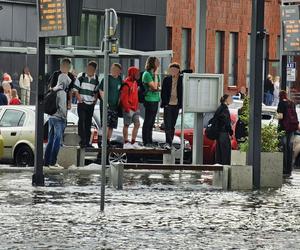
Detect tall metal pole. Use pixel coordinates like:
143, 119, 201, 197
193, 0, 207, 164
100, 9, 110, 212
32, 36, 45, 186
247, 0, 265, 189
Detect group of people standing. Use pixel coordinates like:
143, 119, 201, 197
44, 57, 184, 168
264, 74, 281, 106
0, 67, 33, 106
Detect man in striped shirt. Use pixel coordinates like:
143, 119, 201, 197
74, 61, 100, 148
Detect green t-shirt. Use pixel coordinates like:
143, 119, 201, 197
100, 75, 122, 109
142, 71, 160, 102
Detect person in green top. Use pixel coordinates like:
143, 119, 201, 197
99, 63, 122, 145
142, 57, 161, 147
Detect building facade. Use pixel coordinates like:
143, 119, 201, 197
0, 0, 167, 102
166, 0, 281, 93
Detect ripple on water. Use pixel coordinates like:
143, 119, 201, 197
0, 171, 299, 249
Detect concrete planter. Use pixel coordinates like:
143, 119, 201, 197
231, 150, 283, 189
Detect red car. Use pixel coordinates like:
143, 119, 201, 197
175, 112, 238, 164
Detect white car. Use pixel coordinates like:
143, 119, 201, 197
0, 105, 85, 166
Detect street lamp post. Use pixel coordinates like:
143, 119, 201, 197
248, 0, 265, 189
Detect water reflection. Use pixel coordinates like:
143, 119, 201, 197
0, 171, 299, 249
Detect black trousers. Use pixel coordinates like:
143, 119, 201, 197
281, 132, 294, 175
216, 132, 231, 165
78, 102, 95, 147
164, 105, 179, 146
142, 101, 159, 145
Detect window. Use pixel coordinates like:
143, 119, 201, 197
75, 14, 88, 47
167, 27, 173, 50
181, 28, 192, 70
87, 14, 100, 47
215, 31, 224, 74
228, 32, 238, 86
0, 110, 25, 127
276, 36, 281, 59
247, 34, 251, 86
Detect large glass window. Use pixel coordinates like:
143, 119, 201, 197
181, 28, 191, 70
215, 31, 224, 74
228, 32, 238, 86
0, 110, 25, 127
167, 27, 172, 50
87, 14, 100, 47
75, 14, 87, 47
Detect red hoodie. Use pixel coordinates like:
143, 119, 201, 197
120, 67, 139, 113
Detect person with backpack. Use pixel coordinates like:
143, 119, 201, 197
235, 98, 249, 145
44, 73, 71, 169
74, 61, 100, 148
142, 57, 161, 147
119, 66, 142, 149
99, 63, 123, 146
47, 58, 76, 109
215, 94, 233, 165
161, 62, 183, 150
277, 90, 299, 177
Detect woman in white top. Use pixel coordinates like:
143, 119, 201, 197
272, 76, 280, 106
19, 66, 33, 105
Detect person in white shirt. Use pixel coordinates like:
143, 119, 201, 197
272, 76, 280, 106
19, 66, 33, 105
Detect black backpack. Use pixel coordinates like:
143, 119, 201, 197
44, 89, 62, 115
205, 116, 219, 140
282, 101, 299, 132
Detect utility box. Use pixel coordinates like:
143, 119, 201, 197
183, 74, 224, 113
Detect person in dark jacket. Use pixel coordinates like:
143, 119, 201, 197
0, 86, 8, 106
161, 62, 183, 149
277, 90, 298, 177
264, 74, 274, 106
215, 94, 233, 165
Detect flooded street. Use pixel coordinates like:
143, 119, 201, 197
0, 171, 300, 250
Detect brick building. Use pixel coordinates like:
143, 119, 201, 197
166, 0, 281, 93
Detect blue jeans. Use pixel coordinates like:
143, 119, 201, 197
44, 117, 66, 166
264, 91, 273, 106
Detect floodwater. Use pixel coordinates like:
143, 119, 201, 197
0, 170, 300, 250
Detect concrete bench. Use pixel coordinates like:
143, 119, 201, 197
110, 163, 229, 190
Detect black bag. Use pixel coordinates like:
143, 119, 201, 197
205, 116, 219, 140
117, 82, 130, 118
138, 82, 147, 104
44, 89, 62, 115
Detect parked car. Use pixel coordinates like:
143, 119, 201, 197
174, 112, 238, 164
70, 105, 192, 164
0, 106, 97, 166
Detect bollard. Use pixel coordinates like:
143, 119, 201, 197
110, 163, 124, 190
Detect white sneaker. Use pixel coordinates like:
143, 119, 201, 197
123, 142, 134, 149
132, 142, 143, 149
49, 163, 64, 170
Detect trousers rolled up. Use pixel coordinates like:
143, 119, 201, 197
78, 102, 95, 147
164, 105, 179, 146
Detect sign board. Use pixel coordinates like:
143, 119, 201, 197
183, 74, 223, 113
283, 20, 300, 52
287, 62, 296, 81
281, 5, 300, 21
37, 0, 83, 37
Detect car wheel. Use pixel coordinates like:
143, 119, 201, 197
108, 152, 127, 165
15, 145, 34, 167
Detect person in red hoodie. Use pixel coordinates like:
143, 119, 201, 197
120, 67, 142, 149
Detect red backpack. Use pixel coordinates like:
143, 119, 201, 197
282, 101, 299, 132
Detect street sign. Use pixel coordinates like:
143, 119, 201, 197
287, 62, 296, 81
183, 74, 223, 113
283, 20, 300, 52
37, 0, 83, 37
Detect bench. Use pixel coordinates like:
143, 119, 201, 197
110, 163, 229, 190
